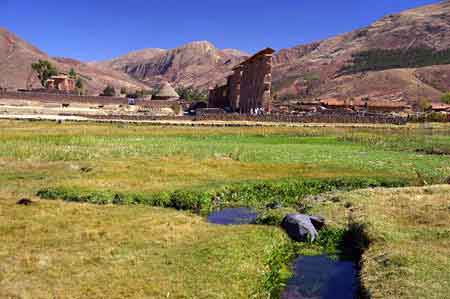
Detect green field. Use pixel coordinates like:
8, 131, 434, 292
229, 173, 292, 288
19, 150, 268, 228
1, 120, 450, 298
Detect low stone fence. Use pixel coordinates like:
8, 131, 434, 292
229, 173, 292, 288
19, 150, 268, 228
0, 91, 130, 105
69, 112, 408, 125
0, 91, 178, 108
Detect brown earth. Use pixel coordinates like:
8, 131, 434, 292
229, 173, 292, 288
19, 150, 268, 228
271, 0, 450, 103
2, 1, 450, 102
93, 41, 249, 89
0, 28, 148, 95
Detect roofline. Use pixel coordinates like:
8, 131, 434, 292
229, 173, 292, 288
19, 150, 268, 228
232, 47, 275, 70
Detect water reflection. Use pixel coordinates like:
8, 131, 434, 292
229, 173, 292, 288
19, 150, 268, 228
282, 255, 358, 299
207, 208, 258, 225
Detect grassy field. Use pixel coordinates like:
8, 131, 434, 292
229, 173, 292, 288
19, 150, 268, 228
1, 120, 450, 298
310, 185, 450, 299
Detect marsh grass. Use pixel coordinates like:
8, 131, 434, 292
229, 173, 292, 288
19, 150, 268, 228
0, 198, 289, 299
309, 185, 450, 298
1, 120, 450, 298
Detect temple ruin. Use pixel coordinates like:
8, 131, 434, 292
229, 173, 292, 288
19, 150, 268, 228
208, 48, 275, 114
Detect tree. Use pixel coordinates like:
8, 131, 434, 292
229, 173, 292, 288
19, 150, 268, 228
441, 92, 450, 104
120, 87, 127, 95
101, 85, 116, 96
75, 78, 84, 95
175, 86, 208, 102
31, 60, 58, 87
418, 98, 432, 112
68, 68, 77, 79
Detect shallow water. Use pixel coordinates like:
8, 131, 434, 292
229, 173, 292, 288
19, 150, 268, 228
207, 207, 258, 225
282, 255, 358, 299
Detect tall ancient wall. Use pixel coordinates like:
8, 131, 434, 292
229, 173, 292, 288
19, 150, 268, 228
228, 67, 242, 112
208, 85, 229, 109
239, 51, 273, 114
207, 48, 274, 114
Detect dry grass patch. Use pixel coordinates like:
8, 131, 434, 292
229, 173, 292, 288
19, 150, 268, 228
310, 185, 450, 299
0, 197, 288, 299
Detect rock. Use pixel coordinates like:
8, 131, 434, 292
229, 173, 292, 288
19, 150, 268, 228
16, 198, 34, 206
266, 201, 283, 209
281, 214, 325, 242
309, 215, 326, 231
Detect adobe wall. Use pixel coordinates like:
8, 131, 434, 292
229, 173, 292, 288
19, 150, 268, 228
239, 52, 273, 114
208, 85, 229, 109
0, 91, 176, 108
207, 48, 275, 114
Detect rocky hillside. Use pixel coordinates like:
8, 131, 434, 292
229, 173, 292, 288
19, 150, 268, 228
0, 28, 147, 95
2, 1, 450, 102
272, 1, 450, 103
94, 41, 249, 89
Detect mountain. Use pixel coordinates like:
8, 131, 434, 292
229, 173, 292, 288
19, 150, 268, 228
0, 28, 147, 95
93, 41, 249, 89
271, 1, 450, 103
3, 1, 450, 102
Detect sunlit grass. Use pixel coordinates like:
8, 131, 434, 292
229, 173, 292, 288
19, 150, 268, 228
0, 197, 288, 298
309, 185, 450, 299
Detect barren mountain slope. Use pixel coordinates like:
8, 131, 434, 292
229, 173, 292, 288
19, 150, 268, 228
272, 1, 450, 102
0, 28, 147, 95
94, 41, 249, 89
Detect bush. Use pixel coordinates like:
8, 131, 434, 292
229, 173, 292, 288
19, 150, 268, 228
101, 85, 116, 97
37, 177, 409, 213
441, 92, 450, 104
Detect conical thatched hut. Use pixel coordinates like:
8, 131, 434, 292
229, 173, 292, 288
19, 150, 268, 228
153, 82, 180, 100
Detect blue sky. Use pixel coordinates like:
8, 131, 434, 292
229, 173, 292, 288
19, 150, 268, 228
1, 0, 440, 61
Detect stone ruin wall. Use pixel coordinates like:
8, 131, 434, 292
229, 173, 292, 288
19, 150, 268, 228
239, 51, 273, 114
208, 48, 275, 114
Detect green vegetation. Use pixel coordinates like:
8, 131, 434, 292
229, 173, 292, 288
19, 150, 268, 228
342, 47, 450, 74
68, 68, 77, 79
441, 92, 450, 104
309, 185, 450, 298
127, 89, 154, 99
31, 59, 58, 87
0, 197, 289, 298
75, 77, 84, 95
1, 120, 450, 298
101, 85, 116, 96
36, 177, 409, 214
176, 86, 208, 102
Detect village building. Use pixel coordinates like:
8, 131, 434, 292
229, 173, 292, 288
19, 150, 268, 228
46, 75, 75, 93
431, 103, 450, 113
208, 48, 275, 114
319, 98, 411, 113
153, 82, 180, 100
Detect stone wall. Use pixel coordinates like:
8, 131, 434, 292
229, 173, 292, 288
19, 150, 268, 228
0, 91, 176, 108
208, 85, 229, 109
239, 49, 274, 114
228, 67, 242, 112
79, 112, 409, 125
208, 48, 275, 114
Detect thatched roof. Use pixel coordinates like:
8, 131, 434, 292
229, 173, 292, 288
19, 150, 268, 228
154, 82, 179, 99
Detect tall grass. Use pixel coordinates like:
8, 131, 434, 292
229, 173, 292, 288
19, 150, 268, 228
37, 177, 410, 213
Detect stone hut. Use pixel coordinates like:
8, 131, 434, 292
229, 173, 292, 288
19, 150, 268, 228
46, 75, 75, 92
208, 48, 275, 114
153, 82, 180, 100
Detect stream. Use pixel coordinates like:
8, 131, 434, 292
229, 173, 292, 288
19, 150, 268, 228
208, 208, 359, 299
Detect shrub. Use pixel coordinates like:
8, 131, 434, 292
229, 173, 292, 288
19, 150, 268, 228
37, 177, 409, 213
441, 92, 450, 104
101, 85, 116, 97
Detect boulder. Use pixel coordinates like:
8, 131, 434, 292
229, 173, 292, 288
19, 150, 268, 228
281, 214, 325, 242
309, 215, 326, 231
